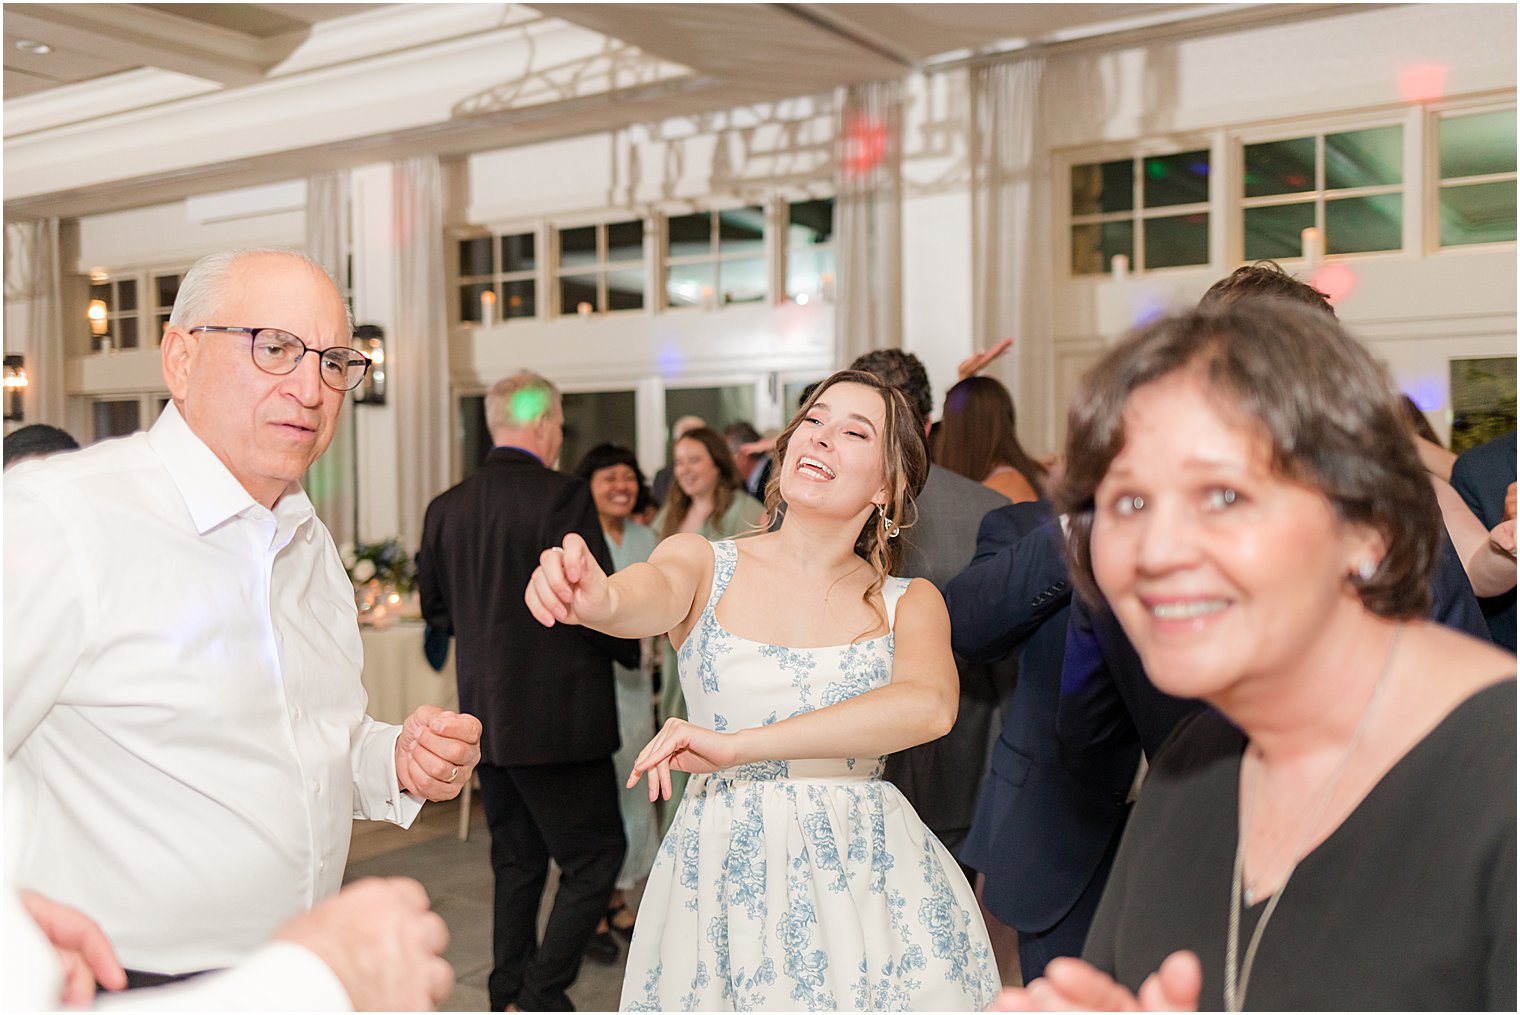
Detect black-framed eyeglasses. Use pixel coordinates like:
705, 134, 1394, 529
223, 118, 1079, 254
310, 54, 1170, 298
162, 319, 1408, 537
189, 326, 372, 392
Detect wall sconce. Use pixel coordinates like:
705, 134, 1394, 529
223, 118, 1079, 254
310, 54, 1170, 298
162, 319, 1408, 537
87, 299, 114, 352
352, 324, 386, 405
4, 354, 29, 422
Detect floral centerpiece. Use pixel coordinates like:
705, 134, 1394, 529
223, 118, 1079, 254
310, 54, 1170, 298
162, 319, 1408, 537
341, 537, 417, 591
340, 538, 419, 627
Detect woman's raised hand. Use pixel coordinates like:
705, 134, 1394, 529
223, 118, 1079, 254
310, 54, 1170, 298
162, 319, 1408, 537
627, 718, 741, 802
986, 952, 1200, 1012
524, 532, 611, 628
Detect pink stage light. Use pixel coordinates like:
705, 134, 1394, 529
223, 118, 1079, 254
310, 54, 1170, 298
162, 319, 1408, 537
1312, 262, 1357, 304
1399, 64, 1447, 103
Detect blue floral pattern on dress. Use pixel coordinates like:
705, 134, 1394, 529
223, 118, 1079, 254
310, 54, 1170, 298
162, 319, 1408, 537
620, 540, 998, 1011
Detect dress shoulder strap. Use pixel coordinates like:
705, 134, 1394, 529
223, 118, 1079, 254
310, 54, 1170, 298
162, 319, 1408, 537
701, 539, 739, 615
882, 575, 913, 630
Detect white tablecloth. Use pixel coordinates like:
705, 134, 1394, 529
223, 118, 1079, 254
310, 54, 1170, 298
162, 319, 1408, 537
359, 622, 455, 726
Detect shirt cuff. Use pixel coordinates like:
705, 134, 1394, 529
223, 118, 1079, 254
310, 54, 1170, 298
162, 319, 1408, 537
388, 725, 426, 830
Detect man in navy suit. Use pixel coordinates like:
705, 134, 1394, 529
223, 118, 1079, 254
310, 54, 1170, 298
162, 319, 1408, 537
1450, 430, 1517, 652
947, 502, 1143, 981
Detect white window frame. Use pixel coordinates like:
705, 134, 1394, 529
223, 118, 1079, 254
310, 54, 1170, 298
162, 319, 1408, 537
1060, 138, 1217, 279
1234, 112, 1411, 264
1427, 98, 1518, 255
552, 217, 649, 317
452, 226, 544, 326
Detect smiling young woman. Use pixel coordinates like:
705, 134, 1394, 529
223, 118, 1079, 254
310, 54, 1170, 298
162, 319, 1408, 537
527, 369, 1000, 1011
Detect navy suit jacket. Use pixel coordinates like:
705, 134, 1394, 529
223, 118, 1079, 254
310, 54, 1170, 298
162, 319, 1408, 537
946, 502, 1137, 933
1451, 430, 1517, 652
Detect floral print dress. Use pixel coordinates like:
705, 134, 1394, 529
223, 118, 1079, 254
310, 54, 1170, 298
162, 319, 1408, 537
620, 540, 999, 1012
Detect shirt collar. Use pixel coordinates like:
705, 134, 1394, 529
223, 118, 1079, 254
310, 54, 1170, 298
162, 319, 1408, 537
495, 444, 544, 465
145, 403, 315, 535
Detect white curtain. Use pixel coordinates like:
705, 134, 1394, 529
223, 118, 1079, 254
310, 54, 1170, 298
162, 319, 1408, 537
305, 170, 356, 548
834, 79, 904, 365
3, 219, 67, 427
391, 156, 450, 552
970, 57, 1056, 453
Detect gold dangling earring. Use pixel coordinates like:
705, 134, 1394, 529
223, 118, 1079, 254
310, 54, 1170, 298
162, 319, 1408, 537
878, 502, 901, 540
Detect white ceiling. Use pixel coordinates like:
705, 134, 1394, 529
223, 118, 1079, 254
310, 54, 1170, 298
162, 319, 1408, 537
2, 2, 1345, 220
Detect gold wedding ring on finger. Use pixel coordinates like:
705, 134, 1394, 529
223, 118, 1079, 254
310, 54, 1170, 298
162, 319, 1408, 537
448, 765, 459, 783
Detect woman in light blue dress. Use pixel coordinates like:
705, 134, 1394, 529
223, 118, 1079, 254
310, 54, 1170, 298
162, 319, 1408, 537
575, 444, 662, 946
529, 371, 999, 1011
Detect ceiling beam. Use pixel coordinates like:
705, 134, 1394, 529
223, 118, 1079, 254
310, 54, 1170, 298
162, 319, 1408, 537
3, 4, 280, 87
773, 4, 916, 69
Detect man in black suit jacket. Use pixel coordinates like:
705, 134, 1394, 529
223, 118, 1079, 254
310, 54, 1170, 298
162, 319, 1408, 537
417, 371, 639, 1012
946, 502, 1143, 981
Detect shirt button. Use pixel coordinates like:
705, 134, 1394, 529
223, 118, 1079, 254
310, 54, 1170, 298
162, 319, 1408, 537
291, 706, 301, 721
319, 860, 326, 873
313, 780, 321, 796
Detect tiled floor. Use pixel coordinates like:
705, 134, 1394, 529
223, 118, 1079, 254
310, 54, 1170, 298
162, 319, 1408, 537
344, 796, 634, 1012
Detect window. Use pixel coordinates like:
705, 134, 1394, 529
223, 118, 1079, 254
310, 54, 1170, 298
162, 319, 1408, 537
665, 385, 756, 439
1242, 125, 1403, 260
87, 269, 187, 351
785, 198, 834, 302
458, 232, 537, 324
88, 277, 140, 351
1070, 151, 1211, 274
152, 272, 181, 344
1437, 109, 1517, 248
665, 207, 767, 309
561, 389, 638, 472
557, 219, 645, 315
1450, 356, 1518, 453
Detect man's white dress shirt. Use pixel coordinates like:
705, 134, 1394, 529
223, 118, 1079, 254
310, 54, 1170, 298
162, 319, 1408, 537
3, 769, 352, 1011
4, 405, 421, 974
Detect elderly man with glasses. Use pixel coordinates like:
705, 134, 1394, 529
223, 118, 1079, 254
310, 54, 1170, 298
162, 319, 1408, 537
4, 248, 481, 992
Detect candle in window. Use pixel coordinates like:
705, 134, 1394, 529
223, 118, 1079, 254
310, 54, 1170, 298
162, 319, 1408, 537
1300, 227, 1322, 272
1110, 254, 1129, 279
701, 285, 715, 311
577, 301, 593, 318
821, 272, 835, 301
480, 289, 497, 326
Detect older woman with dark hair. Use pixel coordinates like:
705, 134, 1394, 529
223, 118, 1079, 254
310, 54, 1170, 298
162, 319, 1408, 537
995, 300, 1514, 1011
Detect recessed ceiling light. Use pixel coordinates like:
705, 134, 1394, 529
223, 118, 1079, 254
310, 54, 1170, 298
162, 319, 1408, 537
15, 39, 54, 56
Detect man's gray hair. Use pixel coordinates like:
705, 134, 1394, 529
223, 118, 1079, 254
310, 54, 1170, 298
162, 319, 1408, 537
485, 371, 561, 433
168, 247, 353, 334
